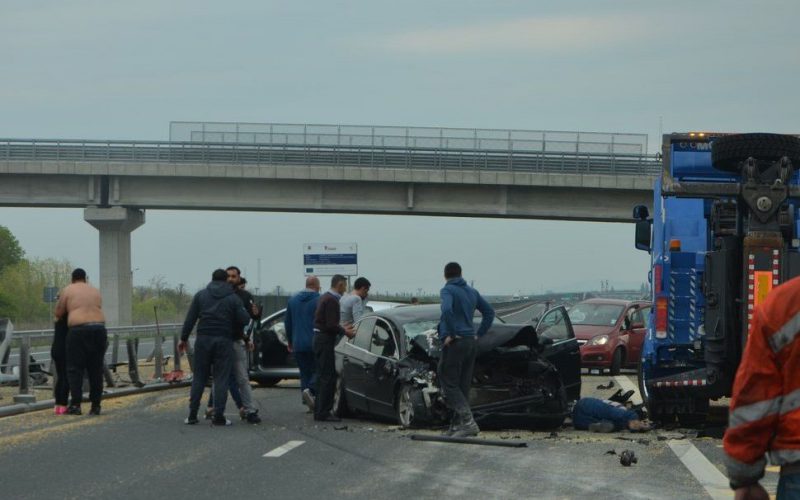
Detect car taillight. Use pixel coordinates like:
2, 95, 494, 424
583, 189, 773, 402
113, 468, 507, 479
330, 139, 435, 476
654, 264, 663, 293
655, 296, 668, 339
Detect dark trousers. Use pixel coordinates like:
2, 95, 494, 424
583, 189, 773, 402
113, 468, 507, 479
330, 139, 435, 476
313, 334, 336, 419
189, 335, 234, 418
294, 351, 317, 396
66, 324, 108, 407
437, 336, 477, 419
51, 319, 69, 406
206, 369, 243, 409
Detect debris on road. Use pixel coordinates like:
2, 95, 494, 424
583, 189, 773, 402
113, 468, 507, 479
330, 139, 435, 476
410, 434, 527, 448
596, 380, 615, 390
333, 425, 349, 431
605, 449, 617, 455
619, 450, 638, 466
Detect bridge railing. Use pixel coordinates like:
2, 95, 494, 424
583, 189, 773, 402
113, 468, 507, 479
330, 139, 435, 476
0, 322, 188, 407
0, 138, 661, 176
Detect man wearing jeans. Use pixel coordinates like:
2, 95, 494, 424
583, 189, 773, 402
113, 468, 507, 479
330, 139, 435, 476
438, 262, 494, 437
286, 276, 321, 412
179, 269, 250, 426
226, 266, 263, 424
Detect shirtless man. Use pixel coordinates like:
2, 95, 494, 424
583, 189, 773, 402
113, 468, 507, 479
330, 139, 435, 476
54, 268, 107, 415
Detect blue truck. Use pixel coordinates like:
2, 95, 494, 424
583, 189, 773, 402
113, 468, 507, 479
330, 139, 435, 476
633, 133, 800, 425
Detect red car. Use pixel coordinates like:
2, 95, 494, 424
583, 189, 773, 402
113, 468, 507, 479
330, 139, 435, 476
567, 298, 652, 375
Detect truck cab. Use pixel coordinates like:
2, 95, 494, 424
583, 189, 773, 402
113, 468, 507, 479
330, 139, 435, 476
634, 132, 800, 425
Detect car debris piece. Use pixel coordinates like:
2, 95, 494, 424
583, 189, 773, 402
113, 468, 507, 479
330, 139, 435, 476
605, 449, 617, 455
410, 434, 527, 448
619, 450, 638, 467
333, 425, 349, 431
596, 380, 615, 390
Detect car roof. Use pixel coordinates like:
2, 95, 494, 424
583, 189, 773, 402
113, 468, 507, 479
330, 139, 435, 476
575, 298, 650, 307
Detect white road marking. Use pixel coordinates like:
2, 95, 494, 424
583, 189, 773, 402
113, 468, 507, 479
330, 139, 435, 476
613, 375, 643, 405
668, 440, 731, 500
263, 440, 305, 458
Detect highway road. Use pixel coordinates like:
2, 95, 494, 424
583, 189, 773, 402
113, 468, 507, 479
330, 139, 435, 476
0, 372, 778, 500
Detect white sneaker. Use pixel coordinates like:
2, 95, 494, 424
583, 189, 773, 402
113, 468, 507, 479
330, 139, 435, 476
302, 389, 316, 412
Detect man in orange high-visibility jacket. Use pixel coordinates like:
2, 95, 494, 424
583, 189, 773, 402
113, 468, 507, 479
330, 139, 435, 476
724, 275, 800, 500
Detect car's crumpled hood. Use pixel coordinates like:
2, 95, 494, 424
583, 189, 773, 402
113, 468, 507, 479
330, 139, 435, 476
407, 323, 538, 362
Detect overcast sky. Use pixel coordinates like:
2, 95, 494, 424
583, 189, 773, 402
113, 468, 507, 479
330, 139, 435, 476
2, 1, 799, 295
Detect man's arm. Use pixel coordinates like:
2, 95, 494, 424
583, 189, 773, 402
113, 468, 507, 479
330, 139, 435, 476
723, 306, 782, 490
54, 287, 69, 320
440, 288, 456, 336
284, 302, 294, 346
352, 298, 364, 322
475, 293, 495, 337
180, 294, 200, 342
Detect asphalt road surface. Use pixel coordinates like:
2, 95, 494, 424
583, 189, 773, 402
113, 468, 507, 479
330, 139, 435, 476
0, 372, 781, 500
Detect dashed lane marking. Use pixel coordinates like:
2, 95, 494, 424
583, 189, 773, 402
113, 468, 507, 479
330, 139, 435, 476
613, 375, 643, 405
668, 440, 730, 500
263, 440, 305, 458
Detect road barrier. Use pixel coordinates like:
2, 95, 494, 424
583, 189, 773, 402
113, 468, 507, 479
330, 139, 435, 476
0, 322, 188, 409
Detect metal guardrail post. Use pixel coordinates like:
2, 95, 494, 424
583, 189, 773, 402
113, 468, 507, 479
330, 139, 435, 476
13, 336, 36, 403
126, 339, 143, 387
172, 332, 182, 372
111, 333, 119, 369
153, 329, 163, 381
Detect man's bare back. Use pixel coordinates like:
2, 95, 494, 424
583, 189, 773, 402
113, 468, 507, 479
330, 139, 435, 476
55, 282, 105, 327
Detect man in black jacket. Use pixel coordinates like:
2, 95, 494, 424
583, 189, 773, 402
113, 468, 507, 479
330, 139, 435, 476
179, 269, 251, 426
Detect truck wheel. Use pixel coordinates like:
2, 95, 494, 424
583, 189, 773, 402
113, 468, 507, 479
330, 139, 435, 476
638, 359, 669, 424
712, 133, 800, 172
610, 348, 623, 376
677, 398, 710, 428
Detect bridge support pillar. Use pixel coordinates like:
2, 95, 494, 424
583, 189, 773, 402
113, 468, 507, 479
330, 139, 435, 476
84, 207, 145, 327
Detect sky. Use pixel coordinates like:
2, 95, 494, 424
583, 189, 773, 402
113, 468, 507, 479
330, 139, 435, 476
1, 1, 799, 295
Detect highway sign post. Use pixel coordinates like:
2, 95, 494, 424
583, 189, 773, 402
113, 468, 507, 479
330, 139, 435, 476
303, 243, 358, 277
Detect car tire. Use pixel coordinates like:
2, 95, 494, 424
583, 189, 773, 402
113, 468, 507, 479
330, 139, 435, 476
711, 133, 800, 172
333, 375, 350, 417
610, 348, 623, 376
395, 385, 416, 429
256, 377, 282, 388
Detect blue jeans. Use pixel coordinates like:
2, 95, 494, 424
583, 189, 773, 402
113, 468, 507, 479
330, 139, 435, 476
572, 397, 638, 431
294, 351, 317, 396
778, 472, 800, 499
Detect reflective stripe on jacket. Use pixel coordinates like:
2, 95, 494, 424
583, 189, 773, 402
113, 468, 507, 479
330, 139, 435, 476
723, 275, 800, 487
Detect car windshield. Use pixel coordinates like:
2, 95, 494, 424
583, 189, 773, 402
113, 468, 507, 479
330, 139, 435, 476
402, 320, 439, 353
568, 303, 624, 327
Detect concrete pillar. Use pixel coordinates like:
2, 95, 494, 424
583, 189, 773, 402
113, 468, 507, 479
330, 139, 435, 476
84, 207, 145, 327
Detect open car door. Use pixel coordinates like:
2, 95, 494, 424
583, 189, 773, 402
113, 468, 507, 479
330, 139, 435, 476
536, 306, 581, 401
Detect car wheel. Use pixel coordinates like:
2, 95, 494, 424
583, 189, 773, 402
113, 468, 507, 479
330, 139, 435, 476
610, 348, 623, 376
333, 375, 350, 417
395, 385, 416, 428
257, 377, 282, 388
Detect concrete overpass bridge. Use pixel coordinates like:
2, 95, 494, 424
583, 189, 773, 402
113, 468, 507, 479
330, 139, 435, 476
0, 122, 660, 325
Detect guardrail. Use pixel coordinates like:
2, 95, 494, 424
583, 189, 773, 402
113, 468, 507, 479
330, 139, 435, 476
1, 322, 188, 407
0, 139, 661, 176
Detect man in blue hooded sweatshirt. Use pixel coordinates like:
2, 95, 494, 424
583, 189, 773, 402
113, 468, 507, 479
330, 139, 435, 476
439, 262, 495, 437
285, 276, 321, 411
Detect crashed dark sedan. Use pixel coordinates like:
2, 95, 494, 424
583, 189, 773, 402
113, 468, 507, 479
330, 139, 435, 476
332, 304, 581, 429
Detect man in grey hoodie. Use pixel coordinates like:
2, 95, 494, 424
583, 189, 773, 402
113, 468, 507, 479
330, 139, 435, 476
179, 269, 251, 426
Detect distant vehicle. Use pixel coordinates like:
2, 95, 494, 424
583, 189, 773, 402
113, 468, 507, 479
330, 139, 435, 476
634, 132, 800, 425
248, 300, 403, 386
332, 304, 581, 429
568, 298, 651, 375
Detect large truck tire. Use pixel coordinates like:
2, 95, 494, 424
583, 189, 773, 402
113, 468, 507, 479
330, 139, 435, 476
676, 398, 710, 428
712, 133, 800, 172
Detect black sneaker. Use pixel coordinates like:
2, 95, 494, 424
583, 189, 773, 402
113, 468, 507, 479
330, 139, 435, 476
314, 413, 341, 423
245, 411, 262, 424
211, 416, 232, 426
184, 415, 199, 425
89, 406, 101, 416
66, 405, 82, 416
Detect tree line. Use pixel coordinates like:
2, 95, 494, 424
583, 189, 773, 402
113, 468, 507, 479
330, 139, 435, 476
0, 226, 193, 329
